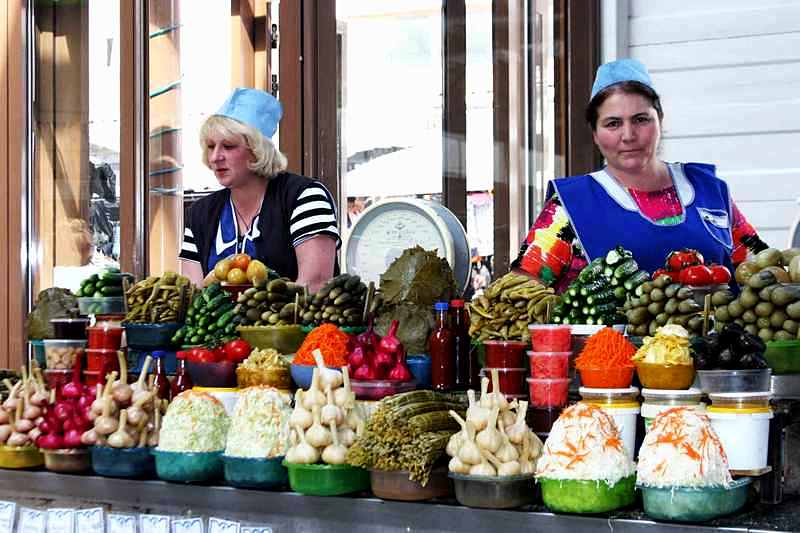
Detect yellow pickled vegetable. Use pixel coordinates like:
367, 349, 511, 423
631, 325, 692, 365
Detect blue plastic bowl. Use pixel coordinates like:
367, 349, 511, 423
152, 449, 224, 483
407, 355, 432, 389
90, 446, 155, 478
639, 478, 752, 522
124, 323, 182, 349
223, 455, 288, 489
290, 364, 341, 390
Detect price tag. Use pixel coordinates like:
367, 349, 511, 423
0, 501, 15, 533
75, 509, 103, 533
207, 519, 237, 533
170, 518, 202, 533
18, 508, 46, 533
47, 509, 74, 533
106, 515, 135, 533
139, 516, 169, 533
240, 527, 271, 533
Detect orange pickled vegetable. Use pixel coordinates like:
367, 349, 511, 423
574, 327, 636, 369
294, 324, 350, 367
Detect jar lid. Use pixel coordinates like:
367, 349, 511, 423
192, 386, 239, 393
579, 387, 639, 395
641, 388, 703, 398
708, 392, 773, 400
570, 324, 625, 336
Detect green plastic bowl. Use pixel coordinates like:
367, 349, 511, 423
152, 449, 223, 483
639, 479, 751, 522
283, 461, 369, 496
223, 455, 288, 489
539, 475, 636, 514
237, 326, 307, 354
765, 341, 800, 375
300, 325, 366, 335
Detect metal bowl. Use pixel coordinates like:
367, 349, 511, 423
449, 472, 537, 509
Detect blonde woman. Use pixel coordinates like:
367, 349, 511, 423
179, 88, 339, 292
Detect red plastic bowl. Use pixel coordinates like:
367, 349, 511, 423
528, 325, 571, 352
528, 351, 570, 379
526, 378, 569, 408
481, 368, 527, 396
578, 366, 634, 389
87, 325, 124, 350
483, 340, 527, 368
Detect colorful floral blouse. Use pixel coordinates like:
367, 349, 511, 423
512, 186, 768, 292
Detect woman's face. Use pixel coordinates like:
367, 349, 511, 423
206, 132, 255, 189
592, 91, 661, 175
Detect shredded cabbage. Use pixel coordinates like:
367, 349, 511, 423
158, 391, 230, 452
225, 386, 292, 458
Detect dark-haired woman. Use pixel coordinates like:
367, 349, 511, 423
513, 59, 768, 291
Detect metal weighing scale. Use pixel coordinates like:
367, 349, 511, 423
342, 199, 471, 293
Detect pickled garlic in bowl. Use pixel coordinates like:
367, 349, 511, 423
637, 407, 732, 488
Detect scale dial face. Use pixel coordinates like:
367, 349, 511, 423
346, 207, 450, 285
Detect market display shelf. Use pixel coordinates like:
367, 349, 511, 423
0, 469, 795, 533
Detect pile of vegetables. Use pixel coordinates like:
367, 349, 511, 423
285, 356, 365, 466
124, 272, 194, 324
734, 247, 800, 286
446, 370, 542, 477
294, 324, 351, 368
172, 282, 238, 346
347, 320, 413, 382
236, 348, 291, 389
224, 386, 292, 458
210, 254, 275, 286
469, 272, 558, 342
347, 390, 466, 485
76, 268, 134, 298
0, 368, 52, 448
575, 327, 636, 372
300, 273, 373, 328
233, 278, 305, 327
554, 246, 648, 326
691, 323, 769, 370
81, 354, 167, 449
157, 390, 229, 452
653, 248, 730, 287
624, 276, 708, 337
35, 361, 94, 450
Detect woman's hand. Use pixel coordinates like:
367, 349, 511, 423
295, 235, 337, 293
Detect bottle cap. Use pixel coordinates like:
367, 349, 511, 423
175, 351, 186, 360
151, 350, 165, 359
434, 302, 449, 311
450, 299, 465, 308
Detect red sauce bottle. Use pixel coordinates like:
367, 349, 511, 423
429, 302, 455, 391
171, 351, 193, 398
449, 299, 472, 391
151, 351, 172, 401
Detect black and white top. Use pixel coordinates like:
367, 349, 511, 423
179, 172, 340, 280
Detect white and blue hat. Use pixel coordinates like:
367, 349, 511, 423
214, 88, 283, 139
590, 59, 655, 101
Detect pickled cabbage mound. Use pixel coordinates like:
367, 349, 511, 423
158, 391, 230, 452
632, 325, 692, 365
637, 407, 732, 488
536, 403, 635, 485
225, 386, 292, 458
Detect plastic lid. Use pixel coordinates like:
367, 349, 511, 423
483, 340, 528, 346
527, 351, 571, 357
570, 324, 625, 335
434, 302, 449, 311
528, 324, 571, 330
641, 388, 703, 398
526, 377, 570, 383
176, 351, 187, 360
580, 387, 639, 395
450, 299, 465, 308
708, 392, 773, 400
192, 386, 239, 393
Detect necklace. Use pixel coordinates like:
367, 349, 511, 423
232, 202, 257, 234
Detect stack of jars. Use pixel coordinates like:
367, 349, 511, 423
481, 340, 528, 399
526, 325, 571, 438
85, 322, 124, 385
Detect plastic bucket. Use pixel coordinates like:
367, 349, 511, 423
707, 410, 772, 470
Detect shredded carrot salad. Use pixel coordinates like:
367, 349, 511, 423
294, 324, 350, 367
574, 327, 636, 369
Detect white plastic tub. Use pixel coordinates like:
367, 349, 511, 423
707, 410, 772, 470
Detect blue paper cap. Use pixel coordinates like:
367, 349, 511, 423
590, 59, 654, 101
214, 88, 282, 139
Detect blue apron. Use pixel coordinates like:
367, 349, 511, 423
207, 197, 260, 272
551, 162, 734, 275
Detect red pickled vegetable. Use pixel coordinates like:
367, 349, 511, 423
348, 346, 367, 373
62, 429, 83, 448
387, 348, 413, 382
378, 320, 402, 354
61, 358, 83, 400
528, 378, 569, 408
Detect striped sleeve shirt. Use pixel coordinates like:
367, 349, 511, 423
179, 226, 201, 263
290, 183, 341, 248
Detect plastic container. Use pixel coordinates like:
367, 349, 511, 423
708, 391, 772, 410
223, 455, 288, 489
639, 478, 751, 522
50, 318, 90, 340
192, 387, 240, 416
124, 323, 182, 349
186, 360, 237, 388
349, 379, 417, 400
370, 468, 451, 501
696, 368, 772, 393
528, 351, 570, 379
708, 408, 772, 470
481, 368, 527, 396
579, 386, 640, 405
236, 365, 292, 390
78, 297, 125, 316
86, 325, 124, 350
527, 378, 569, 407
527, 406, 562, 436
580, 387, 640, 460
406, 355, 432, 389
0, 446, 44, 469
641, 388, 705, 432
86, 348, 120, 372
529, 325, 571, 352
152, 449, 224, 483
570, 324, 626, 357
539, 475, 636, 513
43, 369, 71, 390
90, 446, 155, 478
449, 472, 536, 509
764, 340, 800, 375
577, 366, 634, 389
483, 340, 528, 368
28, 340, 46, 368
283, 462, 370, 496
290, 364, 341, 390
237, 325, 307, 355
43, 449, 91, 473
42, 339, 86, 370
636, 361, 695, 390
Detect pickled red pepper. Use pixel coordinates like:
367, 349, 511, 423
575, 328, 636, 369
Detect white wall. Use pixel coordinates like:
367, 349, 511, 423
607, 0, 800, 247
